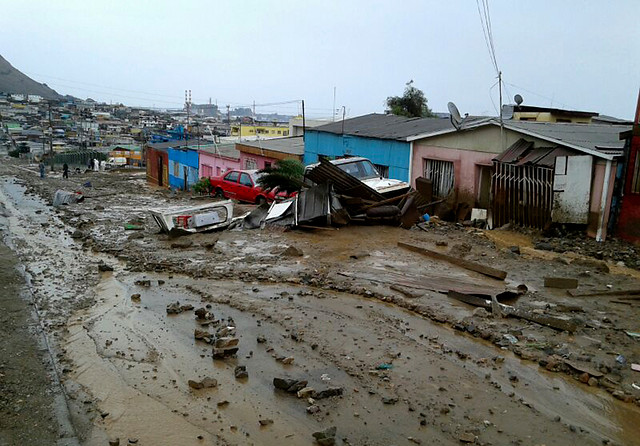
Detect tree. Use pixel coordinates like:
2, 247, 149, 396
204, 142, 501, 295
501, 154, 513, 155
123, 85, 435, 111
385, 80, 435, 118
257, 159, 305, 193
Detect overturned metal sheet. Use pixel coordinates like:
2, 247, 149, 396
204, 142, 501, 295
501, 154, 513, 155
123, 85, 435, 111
305, 158, 385, 202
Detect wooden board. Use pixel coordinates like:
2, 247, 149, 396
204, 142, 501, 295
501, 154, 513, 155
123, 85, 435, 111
398, 242, 507, 280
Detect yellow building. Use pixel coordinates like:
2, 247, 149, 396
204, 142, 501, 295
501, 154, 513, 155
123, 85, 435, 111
230, 124, 290, 137
511, 105, 597, 124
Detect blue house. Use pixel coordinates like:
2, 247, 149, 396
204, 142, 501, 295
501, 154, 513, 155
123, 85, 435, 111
303, 113, 455, 182
168, 147, 199, 190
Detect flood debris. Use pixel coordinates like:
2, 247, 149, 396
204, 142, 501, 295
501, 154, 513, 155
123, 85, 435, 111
150, 201, 235, 235
312, 426, 337, 446
188, 377, 218, 390
544, 277, 579, 289
398, 241, 508, 280
448, 290, 578, 332
166, 301, 194, 314
52, 189, 84, 207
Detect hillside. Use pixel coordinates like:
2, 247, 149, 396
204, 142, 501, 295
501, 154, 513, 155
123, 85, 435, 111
0, 55, 62, 99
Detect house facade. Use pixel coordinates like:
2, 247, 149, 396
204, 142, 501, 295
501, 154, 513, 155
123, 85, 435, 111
168, 147, 199, 191
145, 145, 169, 187
616, 92, 640, 244
236, 136, 304, 170
409, 120, 630, 240
198, 143, 241, 178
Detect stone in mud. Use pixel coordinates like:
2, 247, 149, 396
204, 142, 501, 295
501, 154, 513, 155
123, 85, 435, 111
171, 239, 193, 249
194, 329, 210, 341
216, 326, 236, 337
297, 387, 315, 398
588, 377, 598, 387
195, 307, 213, 320
201, 377, 218, 388
234, 365, 248, 379
313, 387, 344, 399
273, 377, 298, 391
130, 293, 141, 302
135, 279, 152, 287
258, 418, 273, 426
307, 404, 320, 414
458, 432, 476, 443
312, 426, 336, 446
281, 245, 303, 257
256, 335, 267, 343
180, 304, 194, 311
166, 301, 183, 314
98, 262, 113, 272
70, 229, 85, 239
188, 379, 205, 390
108, 438, 120, 446
281, 356, 295, 365
215, 337, 239, 349
287, 380, 308, 393
212, 347, 239, 359
381, 396, 398, 405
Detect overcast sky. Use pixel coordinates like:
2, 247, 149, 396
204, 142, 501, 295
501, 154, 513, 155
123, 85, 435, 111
2, 1, 638, 119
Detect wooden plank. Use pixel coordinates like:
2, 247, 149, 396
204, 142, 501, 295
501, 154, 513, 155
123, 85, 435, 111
544, 277, 579, 289
398, 242, 507, 280
567, 288, 640, 298
448, 290, 578, 332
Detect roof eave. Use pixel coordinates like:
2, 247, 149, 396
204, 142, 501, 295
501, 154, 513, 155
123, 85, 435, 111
405, 118, 493, 142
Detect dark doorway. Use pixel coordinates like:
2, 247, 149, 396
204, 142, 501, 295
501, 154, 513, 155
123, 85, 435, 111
157, 156, 163, 186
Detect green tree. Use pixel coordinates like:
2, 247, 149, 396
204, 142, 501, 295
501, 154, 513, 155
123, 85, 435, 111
385, 80, 435, 118
257, 159, 305, 193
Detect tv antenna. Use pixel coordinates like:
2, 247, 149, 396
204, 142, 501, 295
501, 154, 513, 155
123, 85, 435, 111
447, 102, 468, 131
514, 94, 523, 106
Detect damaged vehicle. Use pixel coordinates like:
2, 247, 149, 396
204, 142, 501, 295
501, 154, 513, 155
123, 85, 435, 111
304, 157, 410, 197
150, 200, 235, 234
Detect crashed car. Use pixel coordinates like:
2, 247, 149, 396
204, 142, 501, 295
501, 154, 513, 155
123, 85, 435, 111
304, 157, 410, 197
208, 169, 294, 204
150, 201, 234, 234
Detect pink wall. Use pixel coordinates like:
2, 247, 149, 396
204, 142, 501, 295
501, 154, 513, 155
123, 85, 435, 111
239, 152, 279, 170
198, 152, 240, 178
412, 144, 495, 200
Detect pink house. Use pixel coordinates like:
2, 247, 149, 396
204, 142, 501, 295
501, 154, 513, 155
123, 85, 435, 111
235, 136, 304, 170
408, 120, 629, 240
198, 143, 240, 179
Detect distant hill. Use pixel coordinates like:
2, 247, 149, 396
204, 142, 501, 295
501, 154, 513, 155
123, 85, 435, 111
0, 55, 62, 99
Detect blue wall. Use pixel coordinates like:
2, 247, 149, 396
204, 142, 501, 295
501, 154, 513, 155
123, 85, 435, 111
168, 148, 200, 190
303, 130, 410, 181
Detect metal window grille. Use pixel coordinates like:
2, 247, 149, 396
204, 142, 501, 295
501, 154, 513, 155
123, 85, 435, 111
245, 158, 258, 170
632, 153, 640, 194
423, 159, 454, 198
201, 164, 213, 178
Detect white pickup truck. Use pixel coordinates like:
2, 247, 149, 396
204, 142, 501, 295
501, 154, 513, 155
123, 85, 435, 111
305, 157, 410, 196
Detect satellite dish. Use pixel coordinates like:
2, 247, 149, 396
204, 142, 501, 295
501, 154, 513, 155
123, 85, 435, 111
448, 102, 463, 130
514, 94, 524, 106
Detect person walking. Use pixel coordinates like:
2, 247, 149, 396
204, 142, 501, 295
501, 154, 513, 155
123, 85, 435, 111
39, 161, 45, 178
63, 163, 69, 179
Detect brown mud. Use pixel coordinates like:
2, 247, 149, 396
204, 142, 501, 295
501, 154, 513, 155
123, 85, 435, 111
1, 159, 640, 445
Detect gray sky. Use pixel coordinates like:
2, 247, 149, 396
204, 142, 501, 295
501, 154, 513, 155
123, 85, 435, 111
2, 1, 639, 119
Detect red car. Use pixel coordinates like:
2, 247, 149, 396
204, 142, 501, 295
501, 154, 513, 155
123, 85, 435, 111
209, 169, 275, 204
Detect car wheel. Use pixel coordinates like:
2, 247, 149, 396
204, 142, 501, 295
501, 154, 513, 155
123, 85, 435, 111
256, 196, 267, 206
215, 188, 224, 199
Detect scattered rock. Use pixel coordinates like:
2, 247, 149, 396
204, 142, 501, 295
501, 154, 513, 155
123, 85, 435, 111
281, 356, 295, 365
307, 405, 320, 414
108, 438, 120, 446
435, 240, 448, 247
171, 239, 193, 249
212, 347, 239, 359
297, 387, 315, 398
273, 377, 298, 391
130, 293, 141, 302
98, 262, 114, 272
257, 335, 267, 343
215, 337, 239, 349
188, 379, 205, 390
234, 365, 248, 379
381, 396, 398, 405
201, 377, 218, 388
281, 245, 303, 257
312, 426, 337, 446
135, 279, 151, 287
313, 387, 344, 399
509, 245, 521, 255
217, 400, 229, 407
258, 419, 274, 426
459, 432, 476, 443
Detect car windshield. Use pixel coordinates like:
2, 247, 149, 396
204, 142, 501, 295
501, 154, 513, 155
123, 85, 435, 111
337, 160, 379, 180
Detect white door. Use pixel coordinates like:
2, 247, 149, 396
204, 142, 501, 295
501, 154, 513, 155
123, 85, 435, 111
551, 155, 593, 224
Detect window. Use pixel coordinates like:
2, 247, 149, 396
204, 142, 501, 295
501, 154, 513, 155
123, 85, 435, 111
283, 130, 289, 136
173, 162, 179, 177
245, 158, 258, 170
239, 173, 253, 187
632, 152, 640, 194
374, 164, 389, 178
277, 130, 282, 134
201, 164, 213, 178
264, 161, 272, 170
423, 158, 454, 198
224, 171, 239, 183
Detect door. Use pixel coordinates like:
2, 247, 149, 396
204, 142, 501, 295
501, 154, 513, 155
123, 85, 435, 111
183, 166, 188, 191
157, 155, 163, 186
238, 172, 254, 202
222, 171, 240, 198
552, 155, 593, 224
477, 165, 491, 208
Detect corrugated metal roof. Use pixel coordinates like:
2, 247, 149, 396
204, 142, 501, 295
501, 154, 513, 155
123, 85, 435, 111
198, 143, 240, 160
494, 138, 578, 168
236, 136, 304, 155
504, 121, 630, 154
305, 158, 385, 202
309, 113, 484, 141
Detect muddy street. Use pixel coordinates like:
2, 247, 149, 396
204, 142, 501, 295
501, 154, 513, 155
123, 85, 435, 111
1, 161, 640, 446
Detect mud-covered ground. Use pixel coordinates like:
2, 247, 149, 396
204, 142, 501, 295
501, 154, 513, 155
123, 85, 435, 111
1, 158, 640, 446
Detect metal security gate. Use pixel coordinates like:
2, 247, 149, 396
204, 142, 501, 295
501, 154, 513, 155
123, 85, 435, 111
492, 162, 554, 229
423, 159, 454, 198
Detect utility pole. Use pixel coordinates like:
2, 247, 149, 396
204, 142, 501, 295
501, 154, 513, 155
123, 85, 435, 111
301, 100, 306, 137
48, 101, 54, 171
332, 87, 336, 122
498, 71, 504, 151
185, 89, 191, 142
